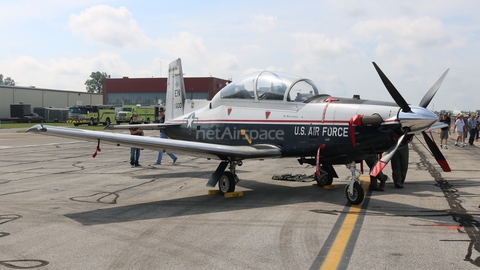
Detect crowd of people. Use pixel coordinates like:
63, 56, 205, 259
450, 112, 479, 147
440, 112, 480, 149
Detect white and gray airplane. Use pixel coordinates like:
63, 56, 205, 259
28, 58, 450, 205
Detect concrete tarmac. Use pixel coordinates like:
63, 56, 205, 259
0, 129, 480, 269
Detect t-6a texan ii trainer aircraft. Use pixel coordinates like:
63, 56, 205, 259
27, 58, 451, 205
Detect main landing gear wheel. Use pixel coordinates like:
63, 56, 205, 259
315, 166, 333, 186
345, 182, 364, 205
219, 172, 236, 194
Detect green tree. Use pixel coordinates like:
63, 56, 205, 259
85, 71, 109, 93
0, 74, 16, 86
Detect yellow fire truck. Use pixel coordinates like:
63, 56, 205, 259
115, 105, 159, 124
68, 105, 116, 126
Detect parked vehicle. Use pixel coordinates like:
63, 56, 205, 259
67, 105, 116, 126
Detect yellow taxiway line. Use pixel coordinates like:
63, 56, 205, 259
319, 176, 370, 270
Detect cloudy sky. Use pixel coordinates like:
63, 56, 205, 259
1, 0, 479, 111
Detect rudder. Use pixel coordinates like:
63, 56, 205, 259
165, 58, 186, 120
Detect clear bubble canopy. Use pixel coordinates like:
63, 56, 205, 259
216, 71, 322, 102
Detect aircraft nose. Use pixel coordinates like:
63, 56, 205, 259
398, 106, 438, 132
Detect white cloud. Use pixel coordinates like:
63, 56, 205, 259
201, 53, 240, 78
240, 44, 266, 54
251, 14, 277, 32
1, 52, 133, 90
157, 32, 208, 66
68, 5, 151, 49
291, 32, 363, 61
352, 16, 462, 50
289, 32, 363, 78
374, 43, 395, 57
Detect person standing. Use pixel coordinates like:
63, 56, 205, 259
156, 107, 177, 165
129, 114, 144, 167
467, 114, 477, 146
390, 134, 412, 189
391, 144, 409, 188
476, 115, 480, 142
439, 113, 450, 149
463, 114, 469, 146
454, 114, 465, 147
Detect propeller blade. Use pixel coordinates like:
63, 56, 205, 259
370, 131, 407, 177
418, 69, 450, 108
422, 131, 451, 172
372, 62, 411, 112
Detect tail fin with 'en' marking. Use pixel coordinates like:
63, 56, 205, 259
165, 58, 186, 120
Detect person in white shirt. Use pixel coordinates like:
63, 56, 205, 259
454, 114, 466, 147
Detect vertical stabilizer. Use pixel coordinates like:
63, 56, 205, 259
165, 58, 186, 120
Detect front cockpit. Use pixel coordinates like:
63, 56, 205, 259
211, 71, 322, 105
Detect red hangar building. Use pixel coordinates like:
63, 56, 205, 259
102, 76, 231, 106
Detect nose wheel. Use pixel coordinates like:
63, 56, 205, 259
345, 182, 364, 205
345, 162, 365, 205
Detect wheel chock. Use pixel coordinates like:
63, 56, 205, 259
322, 185, 338, 189
208, 190, 221, 195
224, 191, 243, 198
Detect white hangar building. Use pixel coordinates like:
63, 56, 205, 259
0, 85, 103, 119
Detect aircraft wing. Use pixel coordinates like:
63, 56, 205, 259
105, 123, 181, 130
27, 125, 283, 160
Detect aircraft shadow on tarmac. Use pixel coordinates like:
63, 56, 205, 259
64, 176, 477, 226
63, 174, 480, 264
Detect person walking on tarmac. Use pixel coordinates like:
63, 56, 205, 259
129, 114, 144, 167
467, 114, 477, 146
156, 107, 177, 165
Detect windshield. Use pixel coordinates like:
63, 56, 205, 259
69, 107, 88, 114
218, 71, 321, 102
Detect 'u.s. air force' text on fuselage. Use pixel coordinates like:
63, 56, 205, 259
294, 126, 349, 137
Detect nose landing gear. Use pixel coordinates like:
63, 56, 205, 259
345, 162, 364, 205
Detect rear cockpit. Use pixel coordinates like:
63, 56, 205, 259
212, 71, 323, 105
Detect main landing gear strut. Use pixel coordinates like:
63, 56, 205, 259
345, 162, 364, 205
207, 160, 241, 194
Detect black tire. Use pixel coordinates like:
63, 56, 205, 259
88, 119, 94, 126
315, 166, 333, 186
234, 174, 240, 184
345, 182, 364, 205
105, 118, 111, 126
219, 172, 236, 194
74, 123, 79, 126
